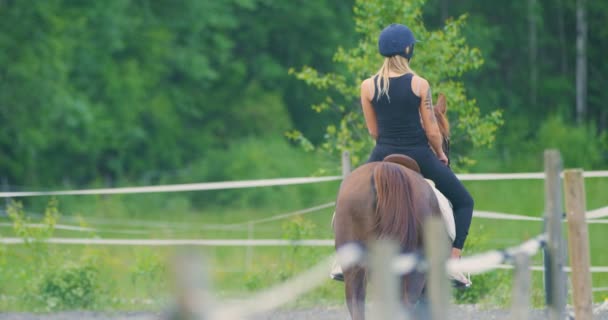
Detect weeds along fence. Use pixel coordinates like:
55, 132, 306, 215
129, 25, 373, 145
1, 150, 608, 319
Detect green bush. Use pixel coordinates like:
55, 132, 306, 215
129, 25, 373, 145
37, 262, 100, 311
472, 115, 607, 172
536, 116, 607, 169
185, 137, 339, 210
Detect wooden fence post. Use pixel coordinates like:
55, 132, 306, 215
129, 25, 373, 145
543, 150, 567, 320
342, 151, 351, 177
368, 239, 407, 320
510, 253, 531, 320
564, 169, 593, 320
424, 216, 451, 320
170, 252, 213, 320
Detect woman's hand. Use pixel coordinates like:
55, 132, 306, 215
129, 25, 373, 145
437, 152, 448, 166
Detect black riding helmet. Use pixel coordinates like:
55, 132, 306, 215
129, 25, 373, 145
378, 24, 417, 60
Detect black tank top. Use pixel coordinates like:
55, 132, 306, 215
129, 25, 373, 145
372, 73, 428, 147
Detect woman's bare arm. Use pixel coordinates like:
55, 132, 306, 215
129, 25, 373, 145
360, 78, 378, 140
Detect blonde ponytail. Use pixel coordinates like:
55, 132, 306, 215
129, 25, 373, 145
374, 50, 416, 101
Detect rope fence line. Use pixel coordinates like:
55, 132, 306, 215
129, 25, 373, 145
0, 238, 335, 246
227, 202, 335, 226
446, 234, 545, 275
456, 170, 608, 181
1, 170, 607, 198
474, 210, 608, 224
0, 222, 150, 235
1, 204, 606, 238
1, 235, 606, 273
0, 176, 343, 198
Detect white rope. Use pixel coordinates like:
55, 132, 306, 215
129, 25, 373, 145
592, 287, 608, 292
0, 237, 334, 246
495, 264, 608, 273
391, 253, 419, 275
456, 170, 608, 181
228, 202, 335, 226
446, 234, 545, 275
457, 172, 545, 180
447, 251, 506, 275
474, 211, 543, 221
587, 206, 608, 219
1, 170, 606, 198
1, 201, 336, 231
505, 234, 545, 257
0, 176, 343, 198
474, 209, 608, 224
0, 222, 150, 235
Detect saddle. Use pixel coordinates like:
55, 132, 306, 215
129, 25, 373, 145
382, 154, 456, 241
383, 154, 421, 173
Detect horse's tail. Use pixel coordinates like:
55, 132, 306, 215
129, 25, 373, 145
372, 162, 421, 251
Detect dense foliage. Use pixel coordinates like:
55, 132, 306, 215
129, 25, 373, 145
0, 0, 355, 186
1, 0, 606, 189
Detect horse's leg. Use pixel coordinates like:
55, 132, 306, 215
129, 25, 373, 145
344, 265, 367, 320
403, 271, 429, 319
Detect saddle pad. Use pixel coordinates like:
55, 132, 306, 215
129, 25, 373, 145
426, 179, 456, 241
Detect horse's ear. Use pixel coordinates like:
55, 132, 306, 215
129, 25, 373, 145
435, 93, 447, 115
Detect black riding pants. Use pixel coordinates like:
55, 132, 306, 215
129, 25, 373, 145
367, 144, 474, 249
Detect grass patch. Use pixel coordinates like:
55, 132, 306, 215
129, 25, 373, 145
0, 177, 606, 311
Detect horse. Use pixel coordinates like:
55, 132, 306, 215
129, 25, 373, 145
332, 94, 450, 320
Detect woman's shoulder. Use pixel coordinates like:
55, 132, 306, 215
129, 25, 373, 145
361, 77, 375, 100
411, 75, 430, 96
361, 76, 375, 85
411, 74, 429, 84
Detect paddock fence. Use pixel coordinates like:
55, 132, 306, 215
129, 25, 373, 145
0, 149, 607, 319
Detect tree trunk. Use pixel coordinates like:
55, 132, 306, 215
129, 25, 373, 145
576, 0, 587, 124
441, 0, 449, 22
556, 0, 568, 76
528, 0, 538, 108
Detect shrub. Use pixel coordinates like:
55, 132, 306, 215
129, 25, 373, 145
37, 262, 100, 311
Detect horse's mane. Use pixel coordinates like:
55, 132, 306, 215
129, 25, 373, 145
434, 94, 450, 138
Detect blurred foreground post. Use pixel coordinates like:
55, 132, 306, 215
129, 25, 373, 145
509, 253, 531, 320
424, 216, 450, 320
368, 239, 407, 320
170, 252, 213, 320
543, 150, 566, 320
564, 169, 593, 320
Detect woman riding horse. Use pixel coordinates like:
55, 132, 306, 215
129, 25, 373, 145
361, 24, 474, 270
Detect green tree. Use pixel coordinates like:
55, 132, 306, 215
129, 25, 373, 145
0, 0, 355, 186
290, 0, 503, 169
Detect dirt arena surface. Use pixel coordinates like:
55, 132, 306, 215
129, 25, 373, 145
1, 303, 607, 320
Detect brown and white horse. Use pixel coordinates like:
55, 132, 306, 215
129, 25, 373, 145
333, 94, 450, 320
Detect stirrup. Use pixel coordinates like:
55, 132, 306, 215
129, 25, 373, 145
330, 260, 344, 282
449, 271, 472, 289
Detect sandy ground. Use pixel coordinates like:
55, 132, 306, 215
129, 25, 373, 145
1, 303, 608, 320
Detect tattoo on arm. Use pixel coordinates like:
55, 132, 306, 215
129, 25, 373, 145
425, 88, 437, 123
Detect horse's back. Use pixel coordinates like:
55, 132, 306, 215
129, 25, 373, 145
334, 162, 378, 247
333, 160, 439, 248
